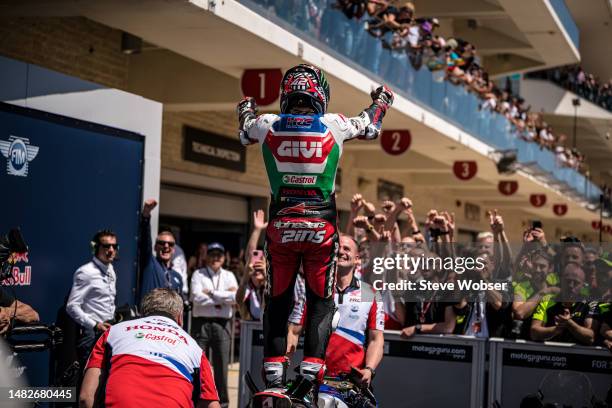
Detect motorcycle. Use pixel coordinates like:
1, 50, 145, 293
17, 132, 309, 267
247, 368, 377, 408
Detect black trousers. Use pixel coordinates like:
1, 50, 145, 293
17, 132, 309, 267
192, 317, 231, 405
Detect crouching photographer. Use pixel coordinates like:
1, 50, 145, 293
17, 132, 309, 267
0, 229, 40, 335
0, 287, 39, 335
0, 228, 41, 401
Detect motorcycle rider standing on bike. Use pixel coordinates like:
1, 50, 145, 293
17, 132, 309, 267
289, 234, 385, 406
237, 64, 393, 392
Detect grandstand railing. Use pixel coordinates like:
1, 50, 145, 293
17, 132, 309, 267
238, 0, 599, 202
548, 0, 580, 50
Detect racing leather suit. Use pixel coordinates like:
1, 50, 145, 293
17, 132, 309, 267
238, 88, 392, 383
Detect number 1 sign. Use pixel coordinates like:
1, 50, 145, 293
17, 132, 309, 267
240, 69, 283, 106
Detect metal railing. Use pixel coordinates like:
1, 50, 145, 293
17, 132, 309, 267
238, 321, 612, 407
548, 0, 580, 50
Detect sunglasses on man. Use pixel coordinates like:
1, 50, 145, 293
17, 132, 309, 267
155, 240, 175, 248
100, 243, 120, 250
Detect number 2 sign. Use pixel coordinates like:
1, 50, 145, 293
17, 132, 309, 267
453, 161, 477, 180
381, 130, 411, 155
241, 69, 283, 106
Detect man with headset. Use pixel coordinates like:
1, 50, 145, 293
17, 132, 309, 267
67, 230, 118, 369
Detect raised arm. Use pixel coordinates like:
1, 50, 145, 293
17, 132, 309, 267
382, 200, 402, 243
140, 199, 157, 264
338, 86, 394, 142
489, 210, 512, 278
245, 210, 267, 264
237, 98, 277, 146
346, 194, 365, 237
237, 97, 259, 146
419, 305, 457, 335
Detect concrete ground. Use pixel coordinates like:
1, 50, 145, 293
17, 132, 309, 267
228, 362, 240, 408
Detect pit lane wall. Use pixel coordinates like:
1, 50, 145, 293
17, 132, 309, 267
238, 321, 612, 408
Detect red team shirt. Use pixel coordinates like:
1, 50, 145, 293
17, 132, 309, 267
87, 315, 219, 407
290, 276, 384, 376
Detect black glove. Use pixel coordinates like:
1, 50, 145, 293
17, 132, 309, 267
237, 96, 258, 125
370, 85, 394, 111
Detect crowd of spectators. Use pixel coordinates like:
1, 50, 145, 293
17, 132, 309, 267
218, 193, 611, 351
255, 0, 592, 174
332, 0, 591, 172
528, 65, 612, 112
340, 194, 611, 348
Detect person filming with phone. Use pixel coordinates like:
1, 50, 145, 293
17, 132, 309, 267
237, 249, 266, 321
237, 209, 269, 322
190, 241, 237, 407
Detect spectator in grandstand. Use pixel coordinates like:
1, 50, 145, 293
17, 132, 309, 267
66, 229, 117, 369
334, 0, 367, 20
530, 262, 596, 345
138, 199, 184, 300
190, 242, 237, 407
528, 65, 612, 111
538, 124, 555, 149
80, 288, 220, 408
314, 1, 592, 174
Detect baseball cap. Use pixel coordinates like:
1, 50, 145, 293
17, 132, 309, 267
208, 242, 225, 253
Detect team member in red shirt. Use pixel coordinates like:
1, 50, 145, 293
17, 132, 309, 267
289, 234, 385, 385
80, 288, 220, 408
